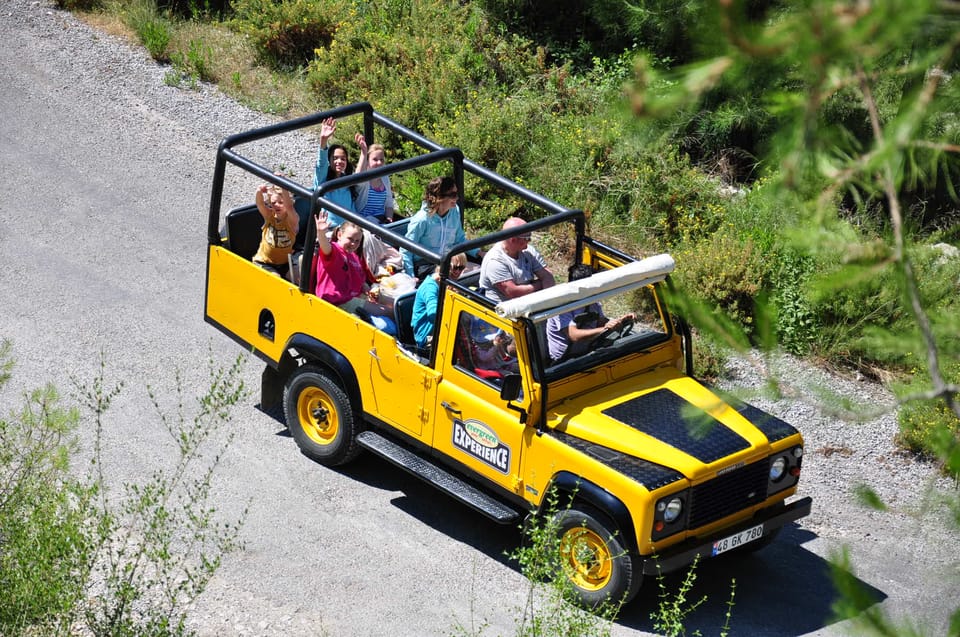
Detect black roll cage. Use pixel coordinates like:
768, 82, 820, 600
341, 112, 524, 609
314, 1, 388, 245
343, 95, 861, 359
206, 102, 586, 291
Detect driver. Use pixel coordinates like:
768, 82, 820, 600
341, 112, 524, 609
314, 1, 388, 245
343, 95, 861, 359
546, 264, 636, 363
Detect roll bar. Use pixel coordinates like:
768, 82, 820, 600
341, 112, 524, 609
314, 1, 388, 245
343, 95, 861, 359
206, 102, 587, 290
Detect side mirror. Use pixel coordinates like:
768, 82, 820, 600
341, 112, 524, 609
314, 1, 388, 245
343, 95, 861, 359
499, 373, 527, 424
499, 373, 522, 402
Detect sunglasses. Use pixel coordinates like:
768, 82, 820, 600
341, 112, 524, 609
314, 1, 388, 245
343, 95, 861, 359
441, 190, 458, 198
517, 235, 532, 241
450, 264, 465, 271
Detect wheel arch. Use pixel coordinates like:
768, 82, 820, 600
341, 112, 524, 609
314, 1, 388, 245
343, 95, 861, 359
262, 333, 363, 413
542, 471, 640, 556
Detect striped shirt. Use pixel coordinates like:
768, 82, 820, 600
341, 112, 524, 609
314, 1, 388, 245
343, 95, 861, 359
359, 184, 387, 219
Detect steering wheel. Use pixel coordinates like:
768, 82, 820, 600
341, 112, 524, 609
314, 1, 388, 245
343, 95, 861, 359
590, 316, 634, 349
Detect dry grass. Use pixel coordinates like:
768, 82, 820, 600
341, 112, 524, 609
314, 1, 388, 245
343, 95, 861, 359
73, 10, 136, 41
73, 5, 317, 118
197, 24, 320, 116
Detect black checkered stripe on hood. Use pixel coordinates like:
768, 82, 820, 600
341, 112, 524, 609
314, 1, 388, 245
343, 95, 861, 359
601, 388, 752, 464
728, 403, 799, 443
548, 430, 685, 491
699, 385, 801, 444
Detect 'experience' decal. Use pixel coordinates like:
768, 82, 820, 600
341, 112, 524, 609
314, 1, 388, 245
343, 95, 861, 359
453, 419, 511, 473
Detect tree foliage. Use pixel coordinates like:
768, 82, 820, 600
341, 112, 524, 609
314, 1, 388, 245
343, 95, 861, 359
629, 1, 959, 629
0, 342, 248, 636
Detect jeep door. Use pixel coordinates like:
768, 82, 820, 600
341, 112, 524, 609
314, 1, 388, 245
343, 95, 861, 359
363, 326, 438, 440
432, 303, 532, 493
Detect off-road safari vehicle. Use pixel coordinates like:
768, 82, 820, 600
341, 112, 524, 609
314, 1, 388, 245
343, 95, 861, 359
205, 103, 811, 606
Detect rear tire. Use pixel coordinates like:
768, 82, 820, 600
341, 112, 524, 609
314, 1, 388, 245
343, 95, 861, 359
554, 505, 641, 608
283, 365, 361, 466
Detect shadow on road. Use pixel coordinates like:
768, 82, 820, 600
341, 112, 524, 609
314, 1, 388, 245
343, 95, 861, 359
615, 524, 886, 635
258, 403, 885, 635
339, 454, 887, 635
339, 452, 523, 568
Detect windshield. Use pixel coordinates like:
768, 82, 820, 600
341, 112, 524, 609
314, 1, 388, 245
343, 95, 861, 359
533, 282, 672, 378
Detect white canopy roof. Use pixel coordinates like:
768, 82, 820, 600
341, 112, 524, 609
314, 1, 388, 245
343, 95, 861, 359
495, 253, 675, 319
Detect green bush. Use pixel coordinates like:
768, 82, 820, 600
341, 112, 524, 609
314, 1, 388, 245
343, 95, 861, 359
808, 244, 960, 369
772, 251, 818, 355
230, 0, 339, 70
435, 84, 626, 234
305, 0, 541, 132
895, 360, 960, 476
141, 18, 173, 61
119, 0, 174, 62
689, 328, 731, 382
0, 341, 248, 635
672, 230, 773, 334
0, 354, 99, 633
172, 38, 215, 81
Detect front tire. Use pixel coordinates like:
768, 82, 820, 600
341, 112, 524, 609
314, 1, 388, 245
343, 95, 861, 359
283, 365, 361, 466
554, 506, 641, 608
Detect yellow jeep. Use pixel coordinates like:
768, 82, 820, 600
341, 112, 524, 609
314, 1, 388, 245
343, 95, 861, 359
205, 103, 811, 606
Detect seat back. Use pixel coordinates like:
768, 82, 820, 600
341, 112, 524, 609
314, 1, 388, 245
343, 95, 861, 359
224, 203, 263, 261
452, 314, 477, 371
393, 290, 418, 348
383, 217, 411, 237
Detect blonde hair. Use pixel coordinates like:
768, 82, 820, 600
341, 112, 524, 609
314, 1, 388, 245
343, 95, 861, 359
436, 252, 467, 277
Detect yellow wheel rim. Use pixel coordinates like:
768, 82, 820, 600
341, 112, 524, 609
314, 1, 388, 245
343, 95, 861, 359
560, 526, 613, 591
297, 385, 339, 446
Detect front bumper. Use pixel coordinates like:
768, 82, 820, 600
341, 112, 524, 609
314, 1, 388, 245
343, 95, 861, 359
641, 496, 813, 575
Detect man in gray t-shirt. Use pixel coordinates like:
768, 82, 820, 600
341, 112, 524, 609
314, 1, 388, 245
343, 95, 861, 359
479, 217, 555, 303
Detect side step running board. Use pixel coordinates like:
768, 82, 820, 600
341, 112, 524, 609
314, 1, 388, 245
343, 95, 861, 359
357, 431, 521, 524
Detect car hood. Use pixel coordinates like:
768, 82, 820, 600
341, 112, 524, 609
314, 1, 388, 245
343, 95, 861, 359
548, 370, 799, 481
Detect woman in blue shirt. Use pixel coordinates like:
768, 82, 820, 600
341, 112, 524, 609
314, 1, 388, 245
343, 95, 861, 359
401, 176, 477, 279
313, 117, 356, 227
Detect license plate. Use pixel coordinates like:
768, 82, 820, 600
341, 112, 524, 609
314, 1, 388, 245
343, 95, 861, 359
711, 524, 764, 556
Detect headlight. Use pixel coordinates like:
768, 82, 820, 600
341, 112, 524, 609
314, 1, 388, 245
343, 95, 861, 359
770, 456, 787, 481
662, 497, 683, 523
653, 493, 688, 539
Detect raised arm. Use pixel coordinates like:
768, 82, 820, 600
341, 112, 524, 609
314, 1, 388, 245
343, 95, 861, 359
313, 117, 337, 188
315, 211, 333, 256
279, 189, 298, 235
319, 117, 336, 149
254, 185, 272, 222
354, 132, 368, 173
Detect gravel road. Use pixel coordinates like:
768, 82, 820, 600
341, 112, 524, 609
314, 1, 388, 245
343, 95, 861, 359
1, 1, 958, 635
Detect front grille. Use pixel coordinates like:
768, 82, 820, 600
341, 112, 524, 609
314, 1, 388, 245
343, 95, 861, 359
687, 459, 769, 529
